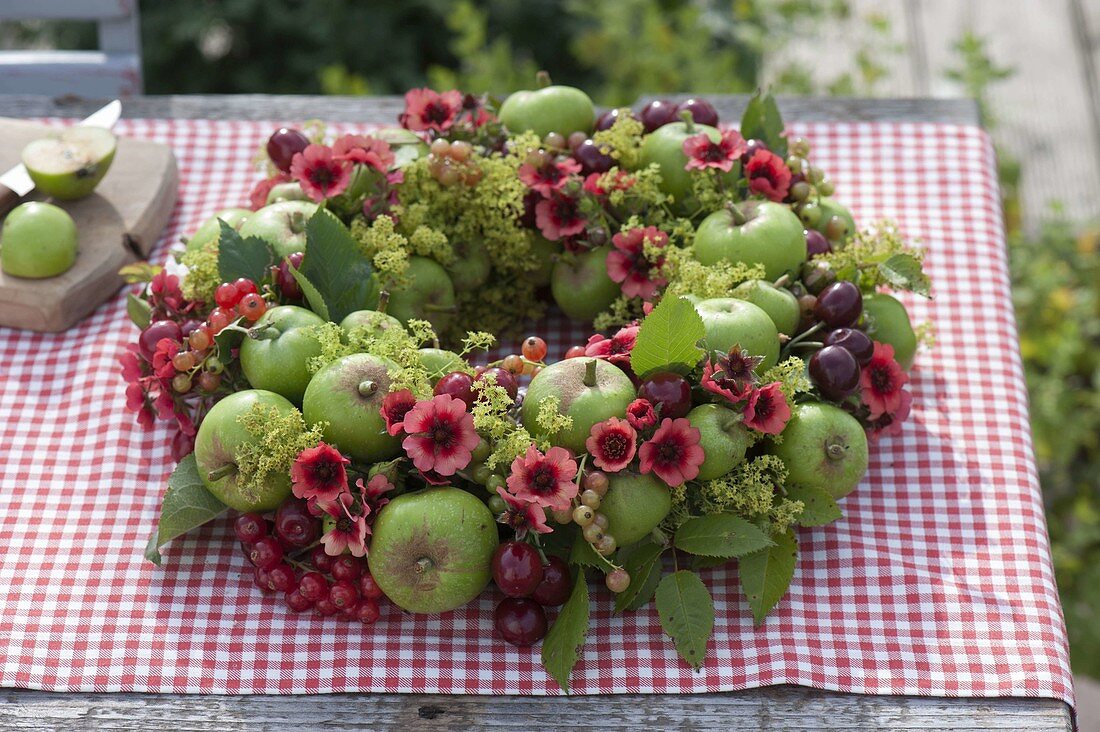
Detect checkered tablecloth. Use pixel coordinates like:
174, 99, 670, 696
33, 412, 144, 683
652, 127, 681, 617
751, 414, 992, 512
0, 117, 1073, 707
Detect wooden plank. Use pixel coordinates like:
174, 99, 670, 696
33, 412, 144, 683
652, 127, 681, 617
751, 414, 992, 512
0, 0, 132, 21
0, 687, 1074, 732
0, 52, 142, 97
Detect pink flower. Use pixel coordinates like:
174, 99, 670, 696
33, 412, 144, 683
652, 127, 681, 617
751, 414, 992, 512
399, 88, 464, 133
583, 170, 634, 197
400, 394, 480, 476
320, 493, 369, 558
860, 342, 909, 419
248, 172, 291, 210
682, 129, 746, 172
506, 444, 579, 511
360, 474, 395, 502
701, 346, 762, 404
744, 149, 792, 202
518, 157, 582, 197
495, 487, 552, 538
380, 389, 418, 436
151, 338, 180, 380
584, 323, 640, 367
868, 388, 912, 439
289, 144, 352, 202
331, 134, 395, 171
535, 194, 586, 241
606, 226, 668, 300
585, 417, 638, 473
290, 442, 350, 503
742, 382, 791, 435
626, 398, 658, 431
639, 417, 705, 487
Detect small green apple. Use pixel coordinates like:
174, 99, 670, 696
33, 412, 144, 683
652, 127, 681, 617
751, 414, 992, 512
239, 305, 326, 404
598, 473, 672, 546
0, 201, 78, 278
446, 238, 492, 291
302, 353, 402, 463
550, 246, 620, 322
265, 181, 310, 205
639, 120, 733, 206
694, 201, 807, 281
339, 309, 404, 339
687, 404, 750, 480
367, 487, 498, 614
21, 126, 116, 200
521, 357, 636, 454
811, 197, 858, 242
385, 256, 457, 334
237, 200, 319, 257
695, 298, 780, 371
525, 233, 559, 287
418, 347, 466, 383
193, 389, 298, 511
862, 292, 917, 369
184, 208, 252, 253
499, 78, 595, 139
770, 402, 868, 499
731, 279, 801, 336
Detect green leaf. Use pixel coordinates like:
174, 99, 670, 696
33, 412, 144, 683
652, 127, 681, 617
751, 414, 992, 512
145, 454, 228, 565
213, 318, 244, 365
126, 293, 152, 329
569, 536, 603, 568
287, 264, 331, 322
674, 514, 775, 558
630, 295, 706, 378
739, 529, 798, 625
217, 220, 278, 284
614, 540, 665, 612
692, 555, 731, 571
878, 253, 931, 296
740, 89, 788, 157
785, 484, 842, 527
655, 570, 714, 669
299, 209, 379, 323
541, 572, 590, 693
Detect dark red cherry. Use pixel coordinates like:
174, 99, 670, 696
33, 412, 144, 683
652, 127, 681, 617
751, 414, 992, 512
813, 281, 863, 328
638, 100, 680, 133
677, 98, 719, 127
267, 127, 310, 172
823, 328, 874, 366
573, 140, 614, 175
596, 107, 632, 131
637, 372, 693, 419
476, 367, 519, 402
274, 498, 321, 548
805, 229, 832, 257
492, 541, 544, 598
494, 598, 548, 646
741, 138, 769, 163
434, 371, 476, 408
530, 556, 572, 607
808, 345, 861, 401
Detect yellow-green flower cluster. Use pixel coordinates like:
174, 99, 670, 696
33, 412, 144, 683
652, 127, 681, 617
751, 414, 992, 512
534, 396, 573, 448
179, 239, 221, 304
469, 376, 531, 471
592, 113, 645, 170
349, 215, 411, 284
661, 246, 765, 301
460, 331, 496, 355
761, 357, 813, 403
234, 403, 324, 503
818, 220, 926, 291
302, 319, 433, 399
687, 454, 806, 536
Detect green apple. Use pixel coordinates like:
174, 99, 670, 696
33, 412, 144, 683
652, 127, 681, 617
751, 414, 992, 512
367, 487, 498, 614
385, 256, 457, 334
302, 353, 402, 463
418, 348, 466, 383
862, 292, 917, 369
193, 389, 298, 511
265, 181, 310, 205
694, 201, 807, 281
770, 402, 868, 499
339, 309, 404, 339
686, 404, 750, 480
184, 208, 251, 253
639, 120, 732, 205
598, 473, 672, 546
21, 126, 116, 200
550, 246, 620, 322
237, 200, 319, 257
731, 279, 801, 336
499, 77, 595, 139
446, 237, 491, 292
0, 202, 78, 278
521, 357, 636, 454
695, 298, 780, 371
239, 305, 326, 404
526, 233, 559, 287
811, 197, 858, 242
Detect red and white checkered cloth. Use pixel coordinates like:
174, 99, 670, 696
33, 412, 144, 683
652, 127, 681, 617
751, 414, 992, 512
0, 117, 1073, 707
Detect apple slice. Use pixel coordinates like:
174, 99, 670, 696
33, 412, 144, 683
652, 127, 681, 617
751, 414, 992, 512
21, 126, 117, 200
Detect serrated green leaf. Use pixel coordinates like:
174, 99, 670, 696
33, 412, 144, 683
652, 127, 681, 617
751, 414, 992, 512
287, 264, 330, 322
126, 293, 152, 329
541, 572, 589, 693
692, 554, 731, 571
145, 454, 228, 565
739, 529, 798, 625
740, 89, 788, 157
630, 295, 706, 378
674, 514, 775, 558
614, 540, 665, 612
655, 571, 714, 669
299, 210, 379, 323
785, 484, 842, 527
878, 253, 931, 296
569, 536, 603, 568
213, 318, 244, 365
217, 220, 278, 284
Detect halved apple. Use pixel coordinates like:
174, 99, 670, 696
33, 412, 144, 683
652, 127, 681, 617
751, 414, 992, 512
21, 127, 117, 200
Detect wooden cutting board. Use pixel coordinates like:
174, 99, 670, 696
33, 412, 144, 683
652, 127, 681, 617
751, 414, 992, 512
0, 118, 178, 332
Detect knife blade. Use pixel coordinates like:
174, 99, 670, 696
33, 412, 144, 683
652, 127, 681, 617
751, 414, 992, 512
0, 100, 123, 198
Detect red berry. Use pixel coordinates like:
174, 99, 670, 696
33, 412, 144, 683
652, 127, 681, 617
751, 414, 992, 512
267, 127, 310, 172
814, 281, 863, 329
207, 307, 233, 333
197, 370, 221, 392
314, 598, 338, 617
329, 580, 360, 610
358, 573, 384, 601
286, 589, 314, 613
298, 572, 329, 602
638, 99, 679, 133
330, 555, 363, 582
237, 293, 267, 321
530, 556, 572, 606
137, 320, 182, 361
521, 336, 548, 362
234, 278, 258, 297
434, 371, 475, 408
677, 98, 719, 127
274, 498, 320, 548
494, 598, 547, 646
564, 345, 587, 359
823, 327, 874, 366
501, 354, 524, 375
637, 372, 693, 419
476, 367, 519, 401
234, 513, 267, 544
356, 599, 381, 624
276, 252, 305, 299
491, 541, 544, 598
189, 327, 213, 352
808, 345, 861, 401
253, 566, 274, 593
310, 546, 334, 573
267, 563, 298, 593
248, 536, 284, 570
215, 283, 241, 309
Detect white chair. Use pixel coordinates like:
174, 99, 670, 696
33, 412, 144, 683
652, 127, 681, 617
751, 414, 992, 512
0, 0, 143, 96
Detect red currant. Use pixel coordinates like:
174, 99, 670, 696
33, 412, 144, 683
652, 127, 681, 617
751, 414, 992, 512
494, 598, 547, 646
501, 354, 524, 375
253, 566, 274, 593
286, 589, 314, 613
329, 580, 360, 610
237, 293, 267, 321
215, 283, 241, 309
267, 563, 298, 593
207, 307, 233, 333
605, 568, 631, 593
530, 556, 571, 607
564, 345, 586, 359
171, 374, 192, 393
188, 327, 212, 352
309, 546, 334, 573
330, 555, 363, 582
356, 599, 381, 624
274, 498, 320, 548
358, 573, 384, 601
521, 336, 548, 362
196, 371, 221, 392
172, 351, 196, 372
298, 572, 329, 602
491, 541, 544, 598
314, 598, 338, 617
248, 536, 284, 570
234, 513, 267, 544
234, 278, 258, 297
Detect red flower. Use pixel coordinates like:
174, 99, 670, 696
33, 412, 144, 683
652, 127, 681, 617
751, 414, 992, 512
248, 172, 291, 210
742, 382, 791, 435
360, 474, 396, 503
331, 134, 395, 171
860, 342, 909, 419
151, 338, 180, 380
584, 323, 640, 367
583, 170, 634, 197
380, 389, 418, 435
744, 149, 792, 202
639, 417, 705, 486
518, 157, 582, 197
401, 394, 480, 476
701, 346, 762, 404
606, 226, 668, 300
290, 442, 350, 503
496, 487, 552, 538
682, 129, 746, 172
149, 270, 185, 314
289, 144, 352, 202
320, 492, 369, 558
506, 444, 579, 511
585, 417, 638, 473
868, 388, 912, 438
626, 398, 658, 431
535, 194, 586, 241
399, 88, 464, 133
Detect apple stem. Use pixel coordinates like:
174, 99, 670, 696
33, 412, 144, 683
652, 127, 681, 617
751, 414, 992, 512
773, 273, 791, 288
826, 442, 846, 461
678, 109, 696, 133
376, 290, 390, 314
249, 326, 280, 341
726, 202, 747, 226
583, 358, 598, 387
536, 70, 552, 88
207, 464, 236, 482
358, 380, 377, 397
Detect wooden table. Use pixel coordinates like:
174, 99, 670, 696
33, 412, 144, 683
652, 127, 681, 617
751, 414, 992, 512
0, 94, 1074, 732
